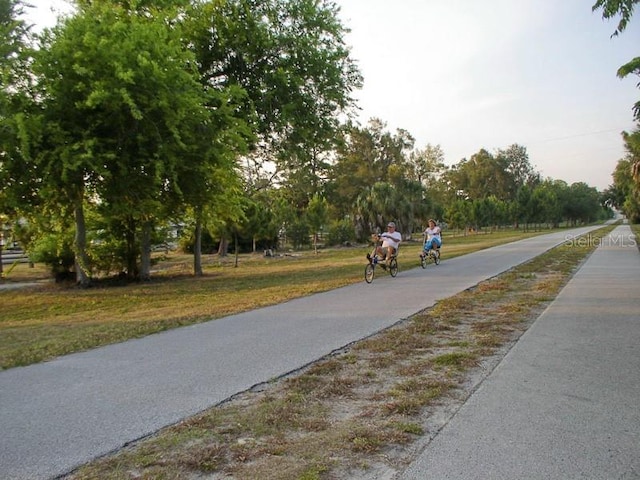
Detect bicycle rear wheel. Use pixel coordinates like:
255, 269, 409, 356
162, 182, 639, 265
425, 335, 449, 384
389, 257, 398, 277
433, 251, 440, 265
364, 263, 375, 283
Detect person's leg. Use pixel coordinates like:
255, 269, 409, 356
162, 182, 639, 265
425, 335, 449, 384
425, 238, 434, 251
386, 247, 396, 263
433, 238, 442, 257
420, 241, 428, 258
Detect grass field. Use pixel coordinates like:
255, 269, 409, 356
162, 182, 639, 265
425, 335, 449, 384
0, 228, 552, 370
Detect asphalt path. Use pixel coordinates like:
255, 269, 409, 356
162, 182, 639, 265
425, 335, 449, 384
399, 224, 640, 479
0, 225, 603, 479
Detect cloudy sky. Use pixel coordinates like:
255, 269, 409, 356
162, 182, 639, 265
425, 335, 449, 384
24, 0, 640, 190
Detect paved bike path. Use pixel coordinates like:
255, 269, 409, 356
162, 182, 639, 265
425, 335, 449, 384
400, 224, 640, 479
0, 226, 601, 479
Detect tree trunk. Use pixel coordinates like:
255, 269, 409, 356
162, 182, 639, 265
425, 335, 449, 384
194, 213, 203, 276
234, 232, 239, 268
218, 236, 229, 256
73, 199, 91, 288
140, 221, 152, 281
125, 217, 138, 280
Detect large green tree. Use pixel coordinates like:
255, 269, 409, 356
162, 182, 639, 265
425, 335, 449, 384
563, 182, 603, 225
448, 149, 512, 201
329, 119, 415, 222
0, 0, 33, 224
29, 1, 213, 283
188, 0, 361, 221
496, 144, 540, 197
408, 144, 446, 188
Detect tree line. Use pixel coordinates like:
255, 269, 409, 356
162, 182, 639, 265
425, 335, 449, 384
0, 0, 614, 286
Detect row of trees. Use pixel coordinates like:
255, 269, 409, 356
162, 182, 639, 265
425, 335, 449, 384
0, 0, 611, 286
445, 181, 604, 231
1, 0, 362, 284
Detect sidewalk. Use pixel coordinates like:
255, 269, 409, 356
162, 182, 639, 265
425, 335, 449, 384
0, 225, 610, 479
399, 224, 640, 479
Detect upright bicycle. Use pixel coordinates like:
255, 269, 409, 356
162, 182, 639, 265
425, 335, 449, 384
365, 234, 398, 283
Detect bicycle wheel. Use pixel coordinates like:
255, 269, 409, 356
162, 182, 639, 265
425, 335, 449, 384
364, 263, 375, 283
420, 253, 427, 269
433, 251, 440, 265
389, 257, 398, 277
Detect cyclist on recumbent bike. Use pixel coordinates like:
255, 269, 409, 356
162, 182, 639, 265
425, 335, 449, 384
420, 218, 442, 261
373, 221, 401, 268
367, 222, 402, 268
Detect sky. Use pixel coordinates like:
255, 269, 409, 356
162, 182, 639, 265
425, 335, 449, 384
336, 0, 640, 191
23, 0, 640, 191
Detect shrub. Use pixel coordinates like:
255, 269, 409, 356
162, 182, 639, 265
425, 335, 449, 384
325, 219, 356, 246
29, 233, 75, 276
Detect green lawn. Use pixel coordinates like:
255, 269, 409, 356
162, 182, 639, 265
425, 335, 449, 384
0, 227, 562, 370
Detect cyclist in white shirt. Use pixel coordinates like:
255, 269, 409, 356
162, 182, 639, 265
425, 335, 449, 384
376, 221, 401, 262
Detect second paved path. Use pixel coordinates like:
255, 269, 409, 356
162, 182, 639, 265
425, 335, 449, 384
400, 224, 640, 479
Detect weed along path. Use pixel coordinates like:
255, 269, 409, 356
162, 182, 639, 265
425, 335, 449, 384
0, 225, 603, 479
